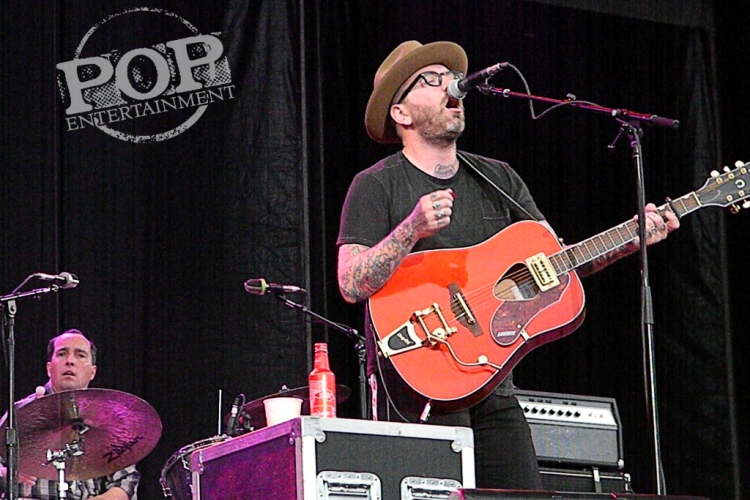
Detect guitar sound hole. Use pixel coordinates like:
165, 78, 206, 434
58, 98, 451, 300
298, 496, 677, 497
493, 264, 539, 301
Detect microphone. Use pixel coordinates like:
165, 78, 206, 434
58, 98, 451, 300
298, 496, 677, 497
447, 62, 508, 99
35, 272, 79, 289
244, 278, 305, 295
226, 396, 241, 436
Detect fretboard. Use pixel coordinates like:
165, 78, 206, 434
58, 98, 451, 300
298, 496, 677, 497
549, 190, 702, 275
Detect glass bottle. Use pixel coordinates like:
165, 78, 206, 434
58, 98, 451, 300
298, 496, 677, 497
309, 343, 336, 417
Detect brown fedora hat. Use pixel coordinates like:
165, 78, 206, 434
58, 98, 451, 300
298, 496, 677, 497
365, 40, 468, 144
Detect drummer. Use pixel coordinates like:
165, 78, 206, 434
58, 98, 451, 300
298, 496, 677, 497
0, 329, 141, 499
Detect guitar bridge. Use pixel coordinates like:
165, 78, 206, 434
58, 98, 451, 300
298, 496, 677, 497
525, 252, 560, 291
376, 303, 457, 358
448, 282, 482, 337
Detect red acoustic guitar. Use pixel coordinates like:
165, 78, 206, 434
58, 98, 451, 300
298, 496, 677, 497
369, 163, 750, 411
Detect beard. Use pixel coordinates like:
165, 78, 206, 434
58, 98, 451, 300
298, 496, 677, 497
409, 101, 465, 147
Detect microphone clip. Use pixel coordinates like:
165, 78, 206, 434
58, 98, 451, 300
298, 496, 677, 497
244, 278, 306, 296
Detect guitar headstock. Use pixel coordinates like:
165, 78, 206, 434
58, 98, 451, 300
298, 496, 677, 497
698, 161, 750, 212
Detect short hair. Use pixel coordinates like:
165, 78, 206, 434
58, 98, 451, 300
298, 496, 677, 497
47, 329, 97, 365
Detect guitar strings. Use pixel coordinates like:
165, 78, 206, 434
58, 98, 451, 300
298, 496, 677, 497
414, 217, 645, 335
424, 269, 537, 333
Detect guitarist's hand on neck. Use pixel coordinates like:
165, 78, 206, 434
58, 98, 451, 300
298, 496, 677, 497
337, 188, 455, 303
577, 202, 680, 277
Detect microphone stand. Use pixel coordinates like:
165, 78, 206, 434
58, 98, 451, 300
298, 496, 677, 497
478, 83, 674, 495
1, 278, 68, 500
273, 294, 368, 420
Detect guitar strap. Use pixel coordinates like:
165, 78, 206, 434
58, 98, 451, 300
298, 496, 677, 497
457, 151, 541, 222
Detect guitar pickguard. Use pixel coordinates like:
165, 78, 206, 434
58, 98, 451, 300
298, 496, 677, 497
491, 274, 570, 346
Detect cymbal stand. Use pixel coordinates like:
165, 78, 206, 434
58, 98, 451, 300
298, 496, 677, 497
47, 451, 70, 499
47, 427, 85, 500
46, 440, 83, 500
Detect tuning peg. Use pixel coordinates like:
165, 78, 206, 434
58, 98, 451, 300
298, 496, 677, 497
735, 160, 746, 168
710, 170, 720, 178
730, 204, 741, 214
743, 200, 750, 210
724, 166, 732, 173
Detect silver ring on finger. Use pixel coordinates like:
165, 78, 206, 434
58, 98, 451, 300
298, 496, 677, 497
435, 210, 445, 220
432, 201, 441, 210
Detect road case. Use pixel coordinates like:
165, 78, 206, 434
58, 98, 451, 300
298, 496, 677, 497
190, 416, 475, 499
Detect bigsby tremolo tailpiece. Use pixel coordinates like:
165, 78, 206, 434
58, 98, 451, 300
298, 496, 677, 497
377, 303, 458, 358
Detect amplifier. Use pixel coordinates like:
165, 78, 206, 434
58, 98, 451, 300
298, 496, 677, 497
515, 390, 623, 469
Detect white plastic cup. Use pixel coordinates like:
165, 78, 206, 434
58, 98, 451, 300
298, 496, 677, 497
263, 396, 303, 426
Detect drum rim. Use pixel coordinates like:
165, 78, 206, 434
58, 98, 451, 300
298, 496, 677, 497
159, 435, 230, 493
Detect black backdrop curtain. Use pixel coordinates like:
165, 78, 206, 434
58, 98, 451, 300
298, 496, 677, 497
1, 1, 747, 500
1, 0, 312, 497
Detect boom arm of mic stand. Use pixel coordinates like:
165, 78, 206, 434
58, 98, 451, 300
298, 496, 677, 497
478, 84, 679, 128
1, 286, 62, 303
274, 295, 369, 420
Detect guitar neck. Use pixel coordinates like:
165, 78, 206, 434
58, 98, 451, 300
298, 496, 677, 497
550, 190, 702, 274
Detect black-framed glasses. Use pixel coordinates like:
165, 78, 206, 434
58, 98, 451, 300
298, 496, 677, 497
394, 70, 465, 105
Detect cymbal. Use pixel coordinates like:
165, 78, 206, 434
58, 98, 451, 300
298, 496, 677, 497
229, 384, 351, 428
2, 388, 162, 480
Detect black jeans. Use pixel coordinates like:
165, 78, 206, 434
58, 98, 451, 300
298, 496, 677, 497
373, 369, 542, 490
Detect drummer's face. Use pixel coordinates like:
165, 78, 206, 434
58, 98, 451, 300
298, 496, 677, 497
46, 333, 97, 392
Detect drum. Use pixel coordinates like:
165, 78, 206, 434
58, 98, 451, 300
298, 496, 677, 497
160, 435, 229, 498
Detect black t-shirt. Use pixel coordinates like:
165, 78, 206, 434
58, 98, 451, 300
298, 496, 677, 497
337, 150, 545, 399
338, 150, 543, 251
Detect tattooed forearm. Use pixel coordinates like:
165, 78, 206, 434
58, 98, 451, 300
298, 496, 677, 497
338, 223, 419, 303
577, 242, 638, 277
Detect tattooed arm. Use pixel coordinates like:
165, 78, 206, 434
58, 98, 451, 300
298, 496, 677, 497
338, 188, 455, 303
337, 233, 413, 304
